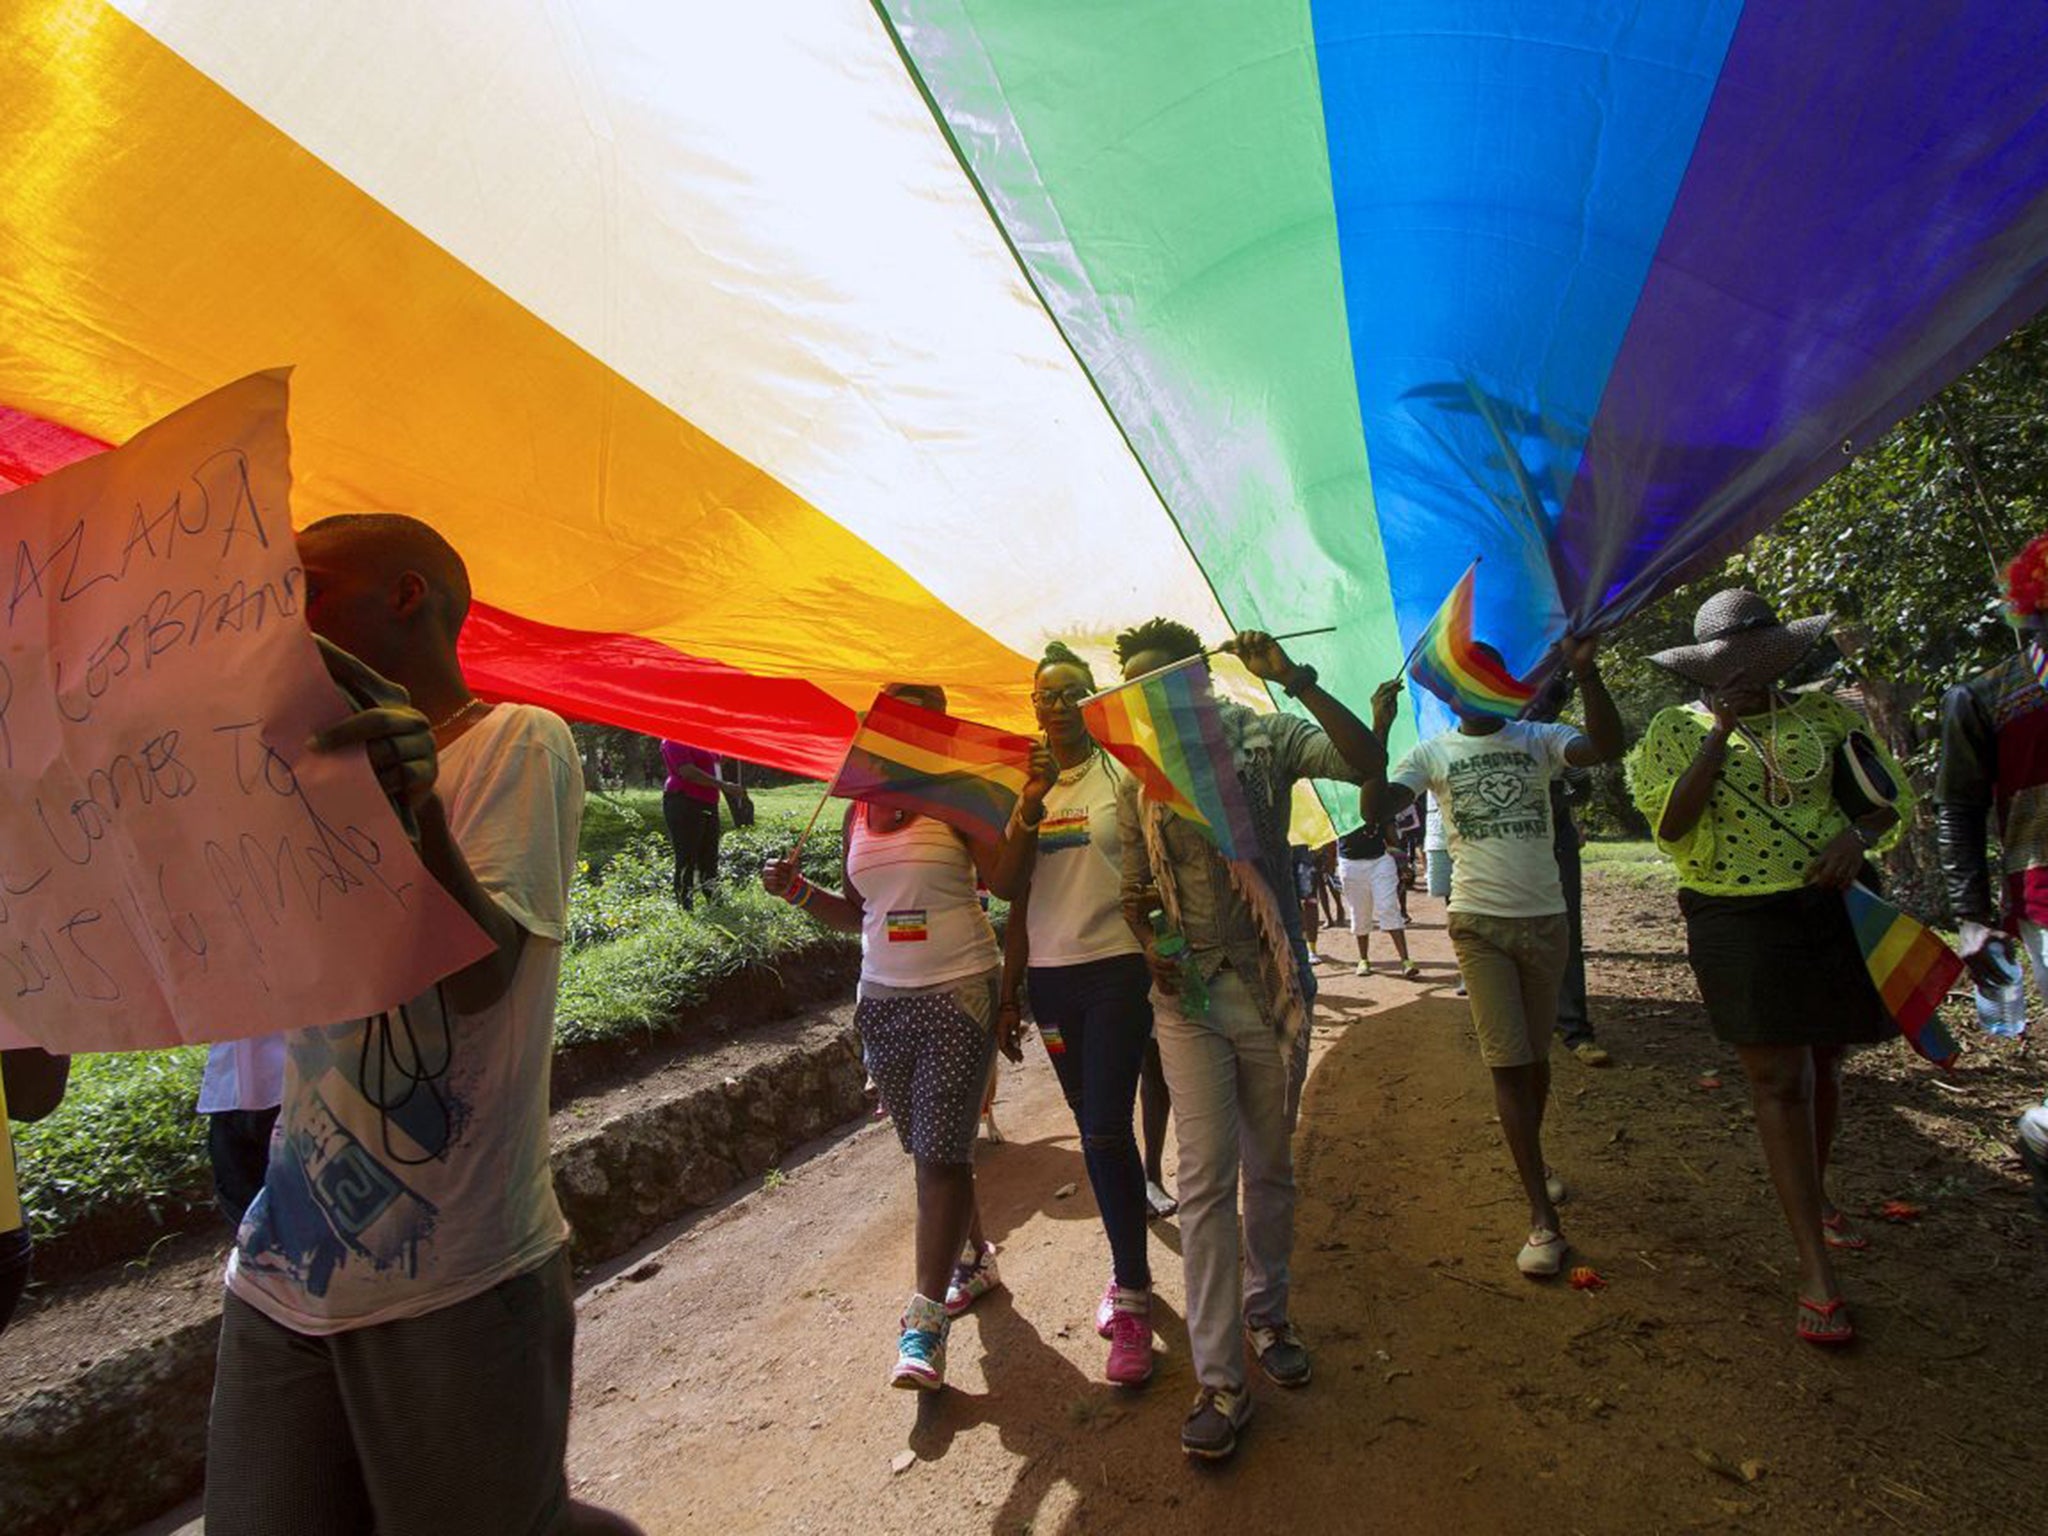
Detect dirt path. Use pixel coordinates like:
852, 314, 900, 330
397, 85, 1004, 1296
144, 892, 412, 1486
554, 877, 2045, 1536
135, 873, 2045, 1535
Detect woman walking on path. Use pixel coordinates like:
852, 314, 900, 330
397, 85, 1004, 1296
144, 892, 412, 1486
1629, 590, 1907, 1347
762, 684, 1013, 1391
991, 643, 1159, 1386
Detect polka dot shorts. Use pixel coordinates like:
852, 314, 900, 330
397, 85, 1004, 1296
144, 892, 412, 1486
856, 970, 999, 1165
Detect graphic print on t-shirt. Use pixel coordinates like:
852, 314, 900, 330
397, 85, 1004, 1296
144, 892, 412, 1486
1444, 747, 1551, 843
237, 1006, 452, 1297
1038, 805, 1091, 853
886, 909, 930, 942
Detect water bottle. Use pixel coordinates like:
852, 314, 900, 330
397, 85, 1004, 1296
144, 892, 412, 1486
1973, 943, 2028, 1037
1148, 908, 1210, 1017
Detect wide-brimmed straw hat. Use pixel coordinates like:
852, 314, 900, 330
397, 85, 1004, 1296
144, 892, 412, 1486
1648, 589, 1832, 689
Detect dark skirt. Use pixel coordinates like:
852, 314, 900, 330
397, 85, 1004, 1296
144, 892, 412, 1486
1678, 886, 1896, 1048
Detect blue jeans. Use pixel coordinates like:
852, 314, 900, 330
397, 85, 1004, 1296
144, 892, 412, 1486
1029, 953, 1154, 1290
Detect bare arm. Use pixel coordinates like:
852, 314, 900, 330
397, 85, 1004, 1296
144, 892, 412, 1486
760, 807, 866, 933
1559, 638, 1624, 767
1228, 631, 1387, 781
1656, 706, 1733, 843
986, 744, 1057, 901
996, 885, 1029, 1062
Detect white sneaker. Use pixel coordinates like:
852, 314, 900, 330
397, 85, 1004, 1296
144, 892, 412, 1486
1517, 1227, 1567, 1278
1354, 959, 1372, 978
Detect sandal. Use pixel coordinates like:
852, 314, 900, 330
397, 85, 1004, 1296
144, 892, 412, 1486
1796, 1294, 1855, 1346
1820, 1211, 1869, 1251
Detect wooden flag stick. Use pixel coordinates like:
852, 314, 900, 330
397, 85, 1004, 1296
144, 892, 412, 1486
786, 786, 835, 867
1078, 625, 1341, 707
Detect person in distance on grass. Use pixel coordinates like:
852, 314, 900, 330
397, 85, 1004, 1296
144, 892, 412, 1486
1112, 619, 1385, 1463
762, 683, 1011, 1393
1371, 637, 1624, 1283
1935, 529, 2048, 1217
1628, 589, 1907, 1346
1, 1047, 70, 1338
988, 641, 1161, 1387
204, 513, 640, 1536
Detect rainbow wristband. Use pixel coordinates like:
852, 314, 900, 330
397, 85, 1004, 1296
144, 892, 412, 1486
785, 876, 814, 909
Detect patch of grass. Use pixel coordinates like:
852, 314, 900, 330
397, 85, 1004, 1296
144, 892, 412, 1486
761, 1167, 788, 1192
1580, 839, 1677, 889
11, 1048, 210, 1244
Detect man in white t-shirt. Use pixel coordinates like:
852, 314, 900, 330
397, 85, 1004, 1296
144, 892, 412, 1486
1375, 638, 1622, 1280
204, 515, 638, 1536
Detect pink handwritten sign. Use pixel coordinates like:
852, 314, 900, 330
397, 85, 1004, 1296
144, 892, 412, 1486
0, 371, 492, 1051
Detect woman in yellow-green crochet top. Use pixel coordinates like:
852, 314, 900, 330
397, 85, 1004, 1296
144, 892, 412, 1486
1628, 591, 1907, 1350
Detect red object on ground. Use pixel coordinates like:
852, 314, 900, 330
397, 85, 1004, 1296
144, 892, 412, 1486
1568, 1266, 1607, 1291
1696, 1076, 1723, 1090
1879, 1200, 1924, 1222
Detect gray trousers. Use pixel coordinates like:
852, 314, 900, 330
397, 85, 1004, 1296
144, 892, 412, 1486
1155, 971, 1309, 1393
205, 1248, 574, 1536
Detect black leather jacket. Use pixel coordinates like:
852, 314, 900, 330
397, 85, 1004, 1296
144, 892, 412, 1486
1934, 653, 2030, 922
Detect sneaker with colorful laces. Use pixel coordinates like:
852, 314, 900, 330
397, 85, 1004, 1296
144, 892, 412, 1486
1105, 1288, 1155, 1386
891, 1293, 949, 1391
943, 1241, 1002, 1318
1245, 1320, 1311, 1387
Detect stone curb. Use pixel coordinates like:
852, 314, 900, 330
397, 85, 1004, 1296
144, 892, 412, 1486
0, 1015, 867, 1536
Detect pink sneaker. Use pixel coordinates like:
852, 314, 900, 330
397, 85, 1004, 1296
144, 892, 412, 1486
1094, 1280, 1117, 1340
1105, 1289, 1154, 1386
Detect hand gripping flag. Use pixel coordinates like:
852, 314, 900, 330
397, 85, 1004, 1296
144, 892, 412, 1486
1081, 658, 1260, 864
827, 692, 1035, 845
1842, 884, 1964, 1067
1408, 562, 1539, 720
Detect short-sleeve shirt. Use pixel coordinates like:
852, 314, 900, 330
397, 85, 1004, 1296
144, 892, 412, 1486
1627, 692, 1907, 896
1117, 703, 1360, 963
1391, 721, 1583, 917
1337, 825, 1388, 861
661, 741, 720, 804
199, 1034, 288, 1114
226, 704, 583, 1335
1024, 753, 1142, 969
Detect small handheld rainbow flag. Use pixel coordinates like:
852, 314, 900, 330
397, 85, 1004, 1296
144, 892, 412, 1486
829, 692, 1035, 845
1081, 658, 1259, 863
1842, 884, 1964, 1067
1407, 561, 1538, 719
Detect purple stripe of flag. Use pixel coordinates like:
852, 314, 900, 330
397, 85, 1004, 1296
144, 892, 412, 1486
1557, 0, 2048, 627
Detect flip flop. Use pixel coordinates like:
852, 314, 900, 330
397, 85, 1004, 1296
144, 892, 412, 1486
1820, 1212, 1869, 1251
1796, 1294, 1855, 1346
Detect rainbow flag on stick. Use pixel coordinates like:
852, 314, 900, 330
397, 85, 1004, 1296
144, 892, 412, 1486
1081, 658, 1259, 863
1842, 884, 1964, 1067
829, 692, 1035, 844
1407, 561, 1538, 719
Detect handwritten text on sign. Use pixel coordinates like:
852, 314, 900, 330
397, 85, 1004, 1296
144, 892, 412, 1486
0, 371, 491, 1051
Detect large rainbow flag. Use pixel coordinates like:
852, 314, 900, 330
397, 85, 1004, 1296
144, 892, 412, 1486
1842, 884, 1964, 1068
3, 5, 2046, 794
1082, 660, 1260, 864
829, 693, 1035, 846
1408, 564, 1540, 720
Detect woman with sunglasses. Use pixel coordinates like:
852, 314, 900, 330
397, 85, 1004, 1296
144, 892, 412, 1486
990, 642, 1159, 1386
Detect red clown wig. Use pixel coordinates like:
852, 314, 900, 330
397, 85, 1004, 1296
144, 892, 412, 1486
2007, 530, 2048, 617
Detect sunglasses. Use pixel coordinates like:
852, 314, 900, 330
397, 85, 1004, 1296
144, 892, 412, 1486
1030, 685, 1091, 709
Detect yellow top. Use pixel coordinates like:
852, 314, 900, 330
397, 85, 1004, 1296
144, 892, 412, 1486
1627, 692, 1909, 895
1, 1070, 21, 1235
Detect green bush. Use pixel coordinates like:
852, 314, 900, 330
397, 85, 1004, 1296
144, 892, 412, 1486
11, 1048, 210, 1244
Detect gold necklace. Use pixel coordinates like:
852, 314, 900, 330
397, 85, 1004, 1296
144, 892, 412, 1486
1054, 745, 1099, 786
430, 697, 489, 736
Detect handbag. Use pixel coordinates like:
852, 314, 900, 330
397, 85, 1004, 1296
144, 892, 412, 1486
1832, 729, 1901, 821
